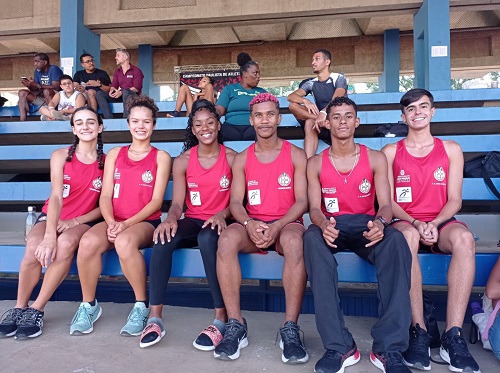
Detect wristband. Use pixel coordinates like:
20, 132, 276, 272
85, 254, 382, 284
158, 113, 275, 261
319, 110, 327, 115
411, 219, 417, 227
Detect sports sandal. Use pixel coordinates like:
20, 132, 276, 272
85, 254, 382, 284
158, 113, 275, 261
193, 324, 223, 351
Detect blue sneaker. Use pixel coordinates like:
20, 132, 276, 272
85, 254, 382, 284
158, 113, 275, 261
120, 302, 150, 336
70, 300, 102, 335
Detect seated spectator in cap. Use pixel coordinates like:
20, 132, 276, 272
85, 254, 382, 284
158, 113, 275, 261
18, 53, 63, 121
39, 75, 85, 121
73, 53, 111, 111
96, 49, 144, 119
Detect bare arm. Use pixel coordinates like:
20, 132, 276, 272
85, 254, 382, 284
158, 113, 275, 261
287, 88, 308, 104
486, 257, 500, 303
228, 151, 250, 224
99, 147, 120, 224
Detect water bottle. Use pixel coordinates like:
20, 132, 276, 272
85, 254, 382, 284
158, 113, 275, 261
25, 206, 37, 241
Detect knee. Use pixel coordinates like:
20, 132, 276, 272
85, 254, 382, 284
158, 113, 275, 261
401, 228, 420, 255
451, 230, 476, 257
18, 90, 29, 100
114, 236, 137, 260
280, 232, 304, 262
42, 89, 53, 99
217, 233, 237, 259
198, 228, 218, 253
78, 234, 101, 259
53, 238, 78, 262
86, 90, 96, 99
22, 244, 39, 266
96, 90, 107, 99
288, 102, 301, 115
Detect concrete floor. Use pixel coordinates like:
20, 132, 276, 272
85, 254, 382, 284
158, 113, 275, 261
0, 301, 498, 373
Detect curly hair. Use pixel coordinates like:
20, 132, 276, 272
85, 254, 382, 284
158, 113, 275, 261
249, 92, 280, 112
325, 96, 359, 117
126, 94, 159, 124
67, 107, 105, 169
183, 99, 222, 152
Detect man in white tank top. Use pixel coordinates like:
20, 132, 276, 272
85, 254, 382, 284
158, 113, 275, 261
39, 75, 85, 121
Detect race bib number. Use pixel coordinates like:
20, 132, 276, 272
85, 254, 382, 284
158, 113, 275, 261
190, 191, 201, 206
324, 197, 339, 213
248, 189, 261, 205
396, 187, 412, 203
62, 184, 70, 198
113, 184, 120, 198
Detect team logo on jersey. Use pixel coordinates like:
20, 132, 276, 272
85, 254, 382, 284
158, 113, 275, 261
220, 175, 230, 189
278, 172, 291, 187
400, 170, 405, 176
397, 169, 410, 183
92, 176, 103, 190
142, 170, 153, 183
359, 179, 371, 194
434, 166, 445, 182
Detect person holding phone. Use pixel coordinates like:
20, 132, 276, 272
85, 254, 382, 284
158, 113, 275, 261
18, 53, 63, 121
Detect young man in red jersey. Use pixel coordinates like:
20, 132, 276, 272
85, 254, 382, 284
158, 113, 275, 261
305, 96, 412, 373
382, 88, 480, 373
214, 93, 309, 364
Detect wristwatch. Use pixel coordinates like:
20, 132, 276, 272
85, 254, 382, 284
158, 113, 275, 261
243, 218, 253, 229
376, 216, 390, 228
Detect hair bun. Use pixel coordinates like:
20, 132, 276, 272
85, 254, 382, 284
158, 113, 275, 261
237, 52, 252, 67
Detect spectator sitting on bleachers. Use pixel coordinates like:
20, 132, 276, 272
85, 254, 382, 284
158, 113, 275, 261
287, 49, 347, 158
215, 52, 267, 141
382, 88, 480, 373
166, 76, 216, 118
485, 257, 500, 360
0, 107, 105, 340
0, 96, 7, 107
73, 53, 111, 112
96, 48, 144, 119
39, 75, 85, 121
18, 52, 63, 121
70, 95, 171, 337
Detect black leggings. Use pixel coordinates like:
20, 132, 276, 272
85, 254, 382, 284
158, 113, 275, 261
149, 217, 224, 308
221, 122, 256, 141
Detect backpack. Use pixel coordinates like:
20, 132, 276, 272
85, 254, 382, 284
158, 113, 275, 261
464, 151, 500, 199
374, 121, 408, 137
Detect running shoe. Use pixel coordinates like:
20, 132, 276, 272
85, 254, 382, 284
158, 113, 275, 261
14, 307, 44, 340
278, 321, 309, 364
213, 318, 248, 360
0, 308, 25, 338
120, 302, 150, 336
70, 300, 102, 335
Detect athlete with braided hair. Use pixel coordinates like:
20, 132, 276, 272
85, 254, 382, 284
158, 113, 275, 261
140, 99, 236, 349
0, 107, 105, 340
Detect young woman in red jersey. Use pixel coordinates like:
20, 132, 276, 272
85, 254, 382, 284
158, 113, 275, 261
70, 95, 171, 337
0, 107, 105, 340
140, 99, 236, 349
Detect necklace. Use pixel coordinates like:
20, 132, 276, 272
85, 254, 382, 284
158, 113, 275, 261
329, 144, 359, 184
128, 146, 151, 155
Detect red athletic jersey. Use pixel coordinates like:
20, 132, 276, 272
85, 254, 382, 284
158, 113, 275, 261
112, 146, 161, 221
42, 150, 104, 220
320, 144, 375, 217
392, 138, 448, 222
244, 140, 299, 221
184, 144, 232, 221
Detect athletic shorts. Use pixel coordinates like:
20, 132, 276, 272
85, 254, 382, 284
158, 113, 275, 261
391, 217, 468, 254
35, 212, 102, 227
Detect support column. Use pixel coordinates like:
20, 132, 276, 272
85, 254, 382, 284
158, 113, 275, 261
60, 0, 101, 76
379, 29, 400, 92
413, 0, 451, 90
138, 44, 160, 100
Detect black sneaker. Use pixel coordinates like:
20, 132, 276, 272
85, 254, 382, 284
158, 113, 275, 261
370, 352, 411, 373
14, 307, 44, 340
278, 321, 309, 364
440, 327, 480, 373
166, 110, 180, 118
403, 323, 431, 370
0, 308, 25, 338
213, 318, 248, 360
314, 342, 360, 373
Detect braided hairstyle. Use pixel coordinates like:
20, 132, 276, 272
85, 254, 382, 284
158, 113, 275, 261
67, 107, 105, 169
183, 99, 222, 152
126, 94, 159, 124
237, 52, 258, 76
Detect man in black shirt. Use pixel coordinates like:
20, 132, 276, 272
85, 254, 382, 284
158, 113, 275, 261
73, 53, 111, 111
